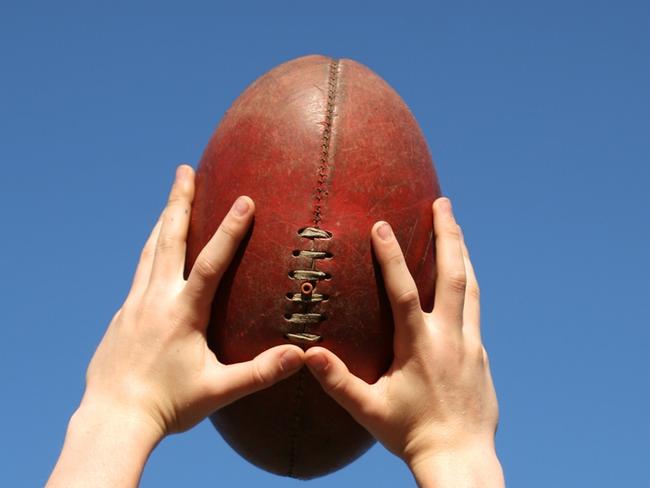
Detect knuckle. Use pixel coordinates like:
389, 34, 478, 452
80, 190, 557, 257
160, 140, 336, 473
394, 288, 421, 310
251, 361, 271, 387
139, 243, 155, 263
358, 401, 381, 422
140, 289, 167, 318
385, 250, 406, 268
156, 233, 180, 251
441, 223, 461, 240
481, 346, 490, 365
168, 306, 188, 330
218, 219, 241, 242
165, 198, 191, 219
201, 381, 221, 401
324, 374, 348, 396
166, 193, 187, 208
193, 257, 220, 280
168, 181, 192, 201
467, 283, 481, 300
445, 270, 467, 294
465, 339, 484, 361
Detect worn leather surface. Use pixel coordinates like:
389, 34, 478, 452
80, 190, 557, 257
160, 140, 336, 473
186, 55, 440, 478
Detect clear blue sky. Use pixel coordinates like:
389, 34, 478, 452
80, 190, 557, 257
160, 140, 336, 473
1, 1, 649, 486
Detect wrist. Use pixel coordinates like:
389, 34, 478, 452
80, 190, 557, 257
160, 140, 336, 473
71, 396, 166, 447
47, 400, 165, 488
407, 443, 504, 488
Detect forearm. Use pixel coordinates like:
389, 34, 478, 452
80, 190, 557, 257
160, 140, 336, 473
47, 402, 164, 488
408, 446, 505, 488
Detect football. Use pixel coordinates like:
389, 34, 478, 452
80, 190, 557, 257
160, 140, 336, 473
186, 55, 440, 478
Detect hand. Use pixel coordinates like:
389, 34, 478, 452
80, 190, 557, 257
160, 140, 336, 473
47, 165, 304, 488
82, 165, 304, 436
304, 198, 503, 486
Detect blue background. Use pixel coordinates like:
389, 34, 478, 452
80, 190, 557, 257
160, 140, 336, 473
1, 1, 649, 486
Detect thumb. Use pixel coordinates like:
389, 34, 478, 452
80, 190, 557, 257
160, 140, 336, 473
211, 345, 304, 408
304, 347, 381, 425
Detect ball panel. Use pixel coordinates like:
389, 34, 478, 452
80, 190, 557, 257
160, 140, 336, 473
212, 370, 373, 479
317, 59, 439, 380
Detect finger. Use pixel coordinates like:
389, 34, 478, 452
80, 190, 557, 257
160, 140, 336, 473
305, 347, 382, 426
459, 227, 481, 341
371, 221, 425, 349
432, 198, 466, 330
128, 215, 162, 301
182, 196, 254, 317
208, 345, 304, 408
150, 165, 195, 283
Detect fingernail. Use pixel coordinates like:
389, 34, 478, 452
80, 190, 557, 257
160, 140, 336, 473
232, 197, 250, 216
176, 165, 189, 181
438, 197, 452, 214
376, 222, 393, 241
280, 350, 302, 372
306, 353, 328, 374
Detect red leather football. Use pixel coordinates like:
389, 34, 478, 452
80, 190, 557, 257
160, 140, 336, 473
186, 55, 440, 478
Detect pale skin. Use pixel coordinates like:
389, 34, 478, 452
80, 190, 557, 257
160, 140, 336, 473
47, 165, 504, 487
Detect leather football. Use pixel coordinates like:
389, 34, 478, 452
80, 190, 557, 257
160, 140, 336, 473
186, 55, 440, 478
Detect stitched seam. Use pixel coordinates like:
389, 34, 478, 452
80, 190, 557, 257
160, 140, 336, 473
286, 58, 340, 478
312, 59, 340, 227
287, 368, 306, 477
